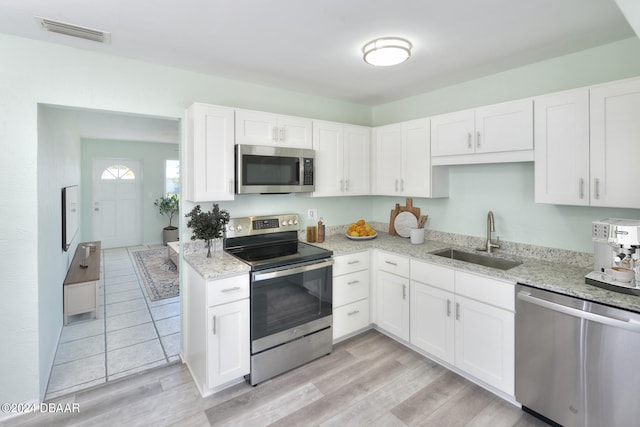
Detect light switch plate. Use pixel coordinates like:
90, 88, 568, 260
308, 208, 317, 220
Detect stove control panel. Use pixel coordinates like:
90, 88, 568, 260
226, 214, 300, 238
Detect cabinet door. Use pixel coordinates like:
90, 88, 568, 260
430, 110, 475, 156
475, 99, 533, 154
344, 125, 370, 195
410, 281, 454, 364
402, 118, 431, 197
377, 270, 410, 341
185, 103, 235, 202
534, 89, 590, 205
235, 110, 277, 146
313, 121, 343, 196
207, 299, 250, 388
373, 124, 402, 195
454, 295, 514, 395
590, 78, 640, 208
278, 115, 312, 149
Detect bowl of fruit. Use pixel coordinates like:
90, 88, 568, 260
346, 219, 377, 240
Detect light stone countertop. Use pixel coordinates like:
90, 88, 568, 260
181, 231, 640, 313
311, 231, 640, 314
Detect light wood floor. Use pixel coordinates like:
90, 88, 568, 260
9, 330, 549, 427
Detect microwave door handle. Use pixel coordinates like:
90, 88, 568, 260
253, 259, 334, 282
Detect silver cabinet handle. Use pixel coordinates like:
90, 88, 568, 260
467, 132, 472, 148
402, 284, 407, 299
395, 179, 399, 191
455, 302, 460, 320
272, 127, 277, 141
345, 179, 349, 192
340, 179, 344, 192
221, 286, 241, 293
385, 260, 397, 266
594, 178, 600, 199
347, 260, 360, 265
348, 310, 360, 316
400, 179, 404, 192
447, 299, 452, 317
347, 280, 360, 285
579, 178, 584, 199
279, 127, 285, 141
212, 316, 216, 335
476, 131, 481, 147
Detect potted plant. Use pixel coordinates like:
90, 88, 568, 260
185, 204, 230, 257
154, 194, 180, 245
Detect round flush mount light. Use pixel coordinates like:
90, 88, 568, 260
363, 37, 412, 66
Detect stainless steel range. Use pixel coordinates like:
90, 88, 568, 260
224, 213, 333, 386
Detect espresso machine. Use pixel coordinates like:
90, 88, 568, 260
585, 218, 640, 295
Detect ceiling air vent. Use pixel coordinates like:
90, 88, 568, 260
36, 17, 111, 44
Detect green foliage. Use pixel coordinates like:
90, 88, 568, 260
185, 204, 230, 246
154, 194, 179, 228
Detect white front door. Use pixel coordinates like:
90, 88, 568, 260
92, 158, 142, 249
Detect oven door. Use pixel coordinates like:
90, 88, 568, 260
250, 258, 333, 350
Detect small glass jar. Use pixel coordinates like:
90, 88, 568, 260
306, 226, 317, 243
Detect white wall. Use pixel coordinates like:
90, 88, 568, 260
0, 33, 370, 406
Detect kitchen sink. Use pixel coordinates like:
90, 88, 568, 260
432, 248, 522, 271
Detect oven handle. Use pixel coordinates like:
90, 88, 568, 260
252, 258, 334, 282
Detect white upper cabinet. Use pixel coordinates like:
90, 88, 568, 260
534, 89, 590, 205
431, 99, 533, 165
373, 118, 449, 198
535, 77, 640, 209
184, 103, 235, 202
312, 121, 370, 197
235, 109, 312, 149
590, 78, 640, 208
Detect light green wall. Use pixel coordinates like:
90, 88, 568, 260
81, 139, 179, 245
372, 37, 640, 125
372, 163, 640, 252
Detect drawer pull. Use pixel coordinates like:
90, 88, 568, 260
385, 261, 398, 266
212, 316, 216, 335
347, 280, 360, 285
455, 302, 460, 320
447, 299, 451, 317
221, 286, 241, 293
347, 260, 360, 265
348, 310, 360, 316
402, 284, 407, 299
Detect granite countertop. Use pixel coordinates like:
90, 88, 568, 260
312, 232, 640, 314
181, 231, 640, 314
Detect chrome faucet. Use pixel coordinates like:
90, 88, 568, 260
479, 211, 500, 253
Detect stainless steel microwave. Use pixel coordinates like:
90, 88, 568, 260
235, 144, 315, 194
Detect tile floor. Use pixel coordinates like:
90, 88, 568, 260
45, 245, 181, 400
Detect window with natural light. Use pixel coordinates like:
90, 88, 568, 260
165, 159, 180, 195
101, 165, 136, 180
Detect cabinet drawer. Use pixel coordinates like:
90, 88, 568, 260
377, 251, 410, 277
333, 251, 369, 276
207, 274, 249, 307
333, 299, 370, 340
334, 270, 369, 306
455, 271, 514, 311
410, 260, 454, 292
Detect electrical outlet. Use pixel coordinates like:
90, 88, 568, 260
308, 208, 318, 220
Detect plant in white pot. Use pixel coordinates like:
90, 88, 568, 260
185, 204, 230, 258
154, 194, 180, 245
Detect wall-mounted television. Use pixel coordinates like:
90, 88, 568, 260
62, 185, 79, 251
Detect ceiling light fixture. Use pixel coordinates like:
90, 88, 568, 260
362, 37, 412, 67
35, 17, 111, 44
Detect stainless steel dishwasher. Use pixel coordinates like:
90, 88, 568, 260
515, 284, 640, 427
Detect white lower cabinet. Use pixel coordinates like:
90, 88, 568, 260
376, 251, 411, 341
332, 251, 370, 341
185, 264, 250, 396
410, 260, 515, 396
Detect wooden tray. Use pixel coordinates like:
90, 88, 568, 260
389, 198, 421, 236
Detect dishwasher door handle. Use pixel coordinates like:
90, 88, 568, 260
517, 291, 640, 332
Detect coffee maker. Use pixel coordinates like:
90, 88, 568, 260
585, 218, 640, 295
